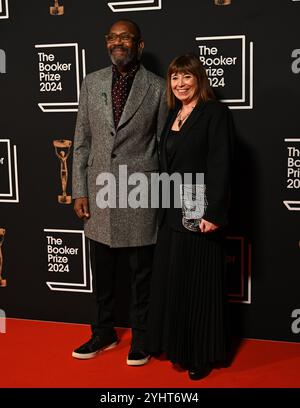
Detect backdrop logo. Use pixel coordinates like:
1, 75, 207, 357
0, 49, 6, 73
283, 138, 300, 211
0, 309, 6, 333
53, 139, 72, 204
291, 309, 300, 334
108, 0, 162, 12
291, 49, 300, 74
50, 0, 64, 15
214, 0, 231, 5
34, 43, 86, 112
0, 228, 6, 287
226, 236, 252, 304
195, 35, 253, 109
0, 0, 9, 19
0, 139, 19, 203
44, 229, 93, 293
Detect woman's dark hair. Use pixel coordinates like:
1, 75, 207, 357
167, 54, 215, 109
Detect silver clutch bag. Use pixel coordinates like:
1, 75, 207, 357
180, 184, 207, 232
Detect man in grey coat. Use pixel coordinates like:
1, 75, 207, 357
71, 19, 167, 365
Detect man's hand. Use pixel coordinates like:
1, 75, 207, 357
199, 219, 219, 233
74, 197, 90, 219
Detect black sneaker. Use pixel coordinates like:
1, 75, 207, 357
126, 348, 150, 366
72, 333, 118, 360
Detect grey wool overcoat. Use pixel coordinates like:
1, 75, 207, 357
72, 65, 168, 247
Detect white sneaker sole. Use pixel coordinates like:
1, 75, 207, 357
126, 355, 150, 366
72, 341, 118, 360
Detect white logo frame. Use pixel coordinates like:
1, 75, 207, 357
35, 43, 86, 113
0, 0, 9, 19
195, 35, 254, 110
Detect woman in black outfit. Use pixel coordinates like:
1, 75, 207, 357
147, 54, 234, 380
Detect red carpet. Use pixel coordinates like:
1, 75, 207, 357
0, 318, 300, 388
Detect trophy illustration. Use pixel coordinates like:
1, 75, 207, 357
53, 140, 72, 204
0, 228, 6, 287
50, 0, 64, 15
214, 0, 231, 5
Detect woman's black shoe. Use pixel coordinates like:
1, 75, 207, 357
188, 364, 212, 380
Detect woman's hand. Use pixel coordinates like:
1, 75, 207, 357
199, 219, 219, 233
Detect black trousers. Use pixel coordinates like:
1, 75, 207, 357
90, 239, 154, 346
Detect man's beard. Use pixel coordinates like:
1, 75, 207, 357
109, 45, 136, 67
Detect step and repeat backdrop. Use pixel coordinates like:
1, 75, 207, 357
0, 0, 300, 342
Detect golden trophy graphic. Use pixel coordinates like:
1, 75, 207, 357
0, 228, 6, 287
53, 140, 72, 204
50, 0, 64, 15
214, 0, 231, 5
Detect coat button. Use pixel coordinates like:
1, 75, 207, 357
111, 153, 117, 159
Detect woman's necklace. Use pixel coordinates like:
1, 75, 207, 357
176, 106, 195, 129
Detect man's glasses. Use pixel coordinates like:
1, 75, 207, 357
105, 33, 136, 43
